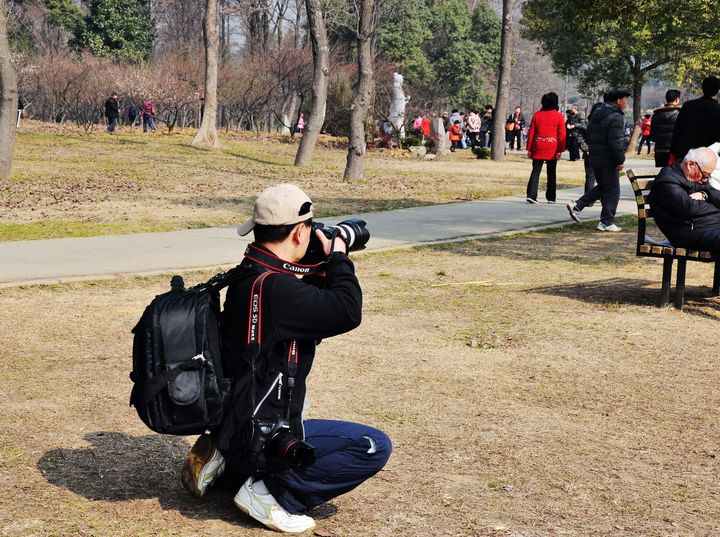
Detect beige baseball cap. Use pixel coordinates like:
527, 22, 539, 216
237, 183, 314, 236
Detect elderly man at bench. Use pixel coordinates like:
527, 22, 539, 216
648, 147, 720, 251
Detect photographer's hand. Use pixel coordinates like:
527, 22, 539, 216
315, 229, 347, 256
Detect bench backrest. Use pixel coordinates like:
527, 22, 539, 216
626, 169, 658, 254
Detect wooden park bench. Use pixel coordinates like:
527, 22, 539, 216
627, 169, 720, 310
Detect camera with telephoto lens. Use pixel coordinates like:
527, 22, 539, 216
303, 218, 370, 264
248, 416, 316, 470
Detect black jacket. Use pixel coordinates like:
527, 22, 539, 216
670, 96, 720, 160
649, 105, 680, 153
648, 162, 720, 250
217, 247, 362, 465
506, 112, 526, 130
586, 102, 626, 169
104, 98, 119, 119
565, 112, 582, 138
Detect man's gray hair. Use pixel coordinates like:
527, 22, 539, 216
684, 147, 718, 169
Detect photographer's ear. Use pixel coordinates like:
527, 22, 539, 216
290, 221, 309, 247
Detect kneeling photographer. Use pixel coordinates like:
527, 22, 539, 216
181, 184, 392, 534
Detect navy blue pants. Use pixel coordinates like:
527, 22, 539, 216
263, 419, 392, 514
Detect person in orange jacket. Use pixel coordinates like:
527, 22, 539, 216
448, 120, 462, 152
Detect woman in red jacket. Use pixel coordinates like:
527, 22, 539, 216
526, 92, 566, 203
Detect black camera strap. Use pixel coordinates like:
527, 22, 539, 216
246, 268, 298, 421
243, 243, 324, 276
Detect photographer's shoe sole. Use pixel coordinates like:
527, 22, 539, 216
181, 434, 225, 497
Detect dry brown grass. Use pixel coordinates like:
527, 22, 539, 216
2, 222, 719, 536
1, 121, 585, 240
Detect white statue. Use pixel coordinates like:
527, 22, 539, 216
388, 72, 407, 139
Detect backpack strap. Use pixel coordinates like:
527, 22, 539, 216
245, 271, 299, 420
199, 265, 247, 292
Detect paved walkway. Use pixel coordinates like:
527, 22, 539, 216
0, 159, 654, 286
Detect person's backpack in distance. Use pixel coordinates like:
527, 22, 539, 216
130, 269, 243, 435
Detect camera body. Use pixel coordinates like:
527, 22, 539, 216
303, 218, 370, 265
248, 416, 316, 471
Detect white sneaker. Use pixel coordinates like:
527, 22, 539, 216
234, 478, 316, 533
180, 434, 225, 497
566, 202, 581, 222
596, 222, 622, 232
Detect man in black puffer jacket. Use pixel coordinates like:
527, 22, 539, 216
648, 147, 720, 251
566, 89, 630, 232
649, 89, 681, 167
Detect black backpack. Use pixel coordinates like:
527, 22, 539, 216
129, 268, 244, 435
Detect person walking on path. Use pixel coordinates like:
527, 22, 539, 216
670, 76, 720, 161
104, 93, 119, 133
577, 103, 600, 195
636, 114, 652, 155
566, 89, 630, 232
141, 98, 156, 133
525, 92, 566, 204
649, 89, 681, 167
296, 112, 305, 135
506, 106, 526, 150
565, 106, 582, 161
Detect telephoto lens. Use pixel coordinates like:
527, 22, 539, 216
302, 218, 371, 264
333, 218, 370, 252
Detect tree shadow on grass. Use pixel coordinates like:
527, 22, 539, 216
528, 277, 720, 318
37, 431, 337, 524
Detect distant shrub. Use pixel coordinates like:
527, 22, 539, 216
401, 134, 422, 149
472, 146, 490, 159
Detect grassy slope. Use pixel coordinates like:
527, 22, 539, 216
1, 122, 586, 241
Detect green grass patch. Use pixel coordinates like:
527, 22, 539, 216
0, 220, 198, 241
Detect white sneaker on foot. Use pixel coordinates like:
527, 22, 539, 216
234, 478, 316, 533
566, 202, 581, 222
596, 222, 622, 232
180, 434, 225, 497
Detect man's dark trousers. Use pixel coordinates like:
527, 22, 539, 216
509, 129, 522, 150
583, 158, 596, 192
576, 167, 620, 226
567, 136, 580, 160
264, 419, 392, 514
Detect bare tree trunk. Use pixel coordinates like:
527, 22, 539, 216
192, 0, 221, 150
343, 0, 374, 181
0, 2, 18, 180
294, 0, 303, 49
491, 0, 513, 162
626, 59, 643, 154
294, 0, 329, 166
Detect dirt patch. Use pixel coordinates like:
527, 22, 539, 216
2, 224, 718, 536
